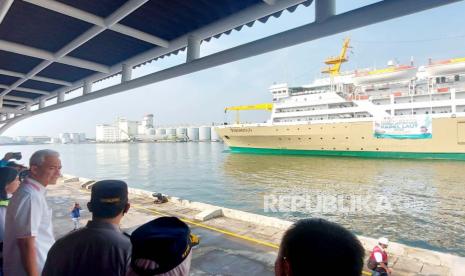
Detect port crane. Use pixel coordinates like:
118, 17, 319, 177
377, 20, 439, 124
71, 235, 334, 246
223, 40, 350, 125
321, 38, 351, 76
224, 103, 273, 124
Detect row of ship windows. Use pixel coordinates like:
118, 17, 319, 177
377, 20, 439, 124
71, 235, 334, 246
276, 95, 460, 112
275, 107, 459, 119
374, 97, 453, 105
290, 90, 327, 96
359, 75, 462, 93
274, 126, 349, 131
274, 76, 463, 100
353, 86, 465, 102
435, 75, 461, 83
274, 114, 373, 122
393, 107, 454, 115
396, 110, 454, 115
276, 104, 355, 113
277, 136, 368, 141
273, 92, 325, 101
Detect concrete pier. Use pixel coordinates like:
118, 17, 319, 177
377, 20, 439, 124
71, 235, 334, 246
48, 176, 465, 276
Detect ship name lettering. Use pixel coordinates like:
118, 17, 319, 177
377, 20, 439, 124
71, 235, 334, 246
230, 128, 253, 133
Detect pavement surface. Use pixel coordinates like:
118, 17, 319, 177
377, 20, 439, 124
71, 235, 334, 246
47, 180, 277, 275
46, 179, 458, 276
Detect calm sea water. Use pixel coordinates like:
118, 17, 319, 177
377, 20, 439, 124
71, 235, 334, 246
3, 143, 465, 256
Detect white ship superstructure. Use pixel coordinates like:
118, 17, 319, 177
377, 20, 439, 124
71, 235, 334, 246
216, 39, 465, 159
270, 62, 465, 125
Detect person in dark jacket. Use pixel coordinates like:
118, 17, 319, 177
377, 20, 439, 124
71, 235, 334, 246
43, 180, 131, 276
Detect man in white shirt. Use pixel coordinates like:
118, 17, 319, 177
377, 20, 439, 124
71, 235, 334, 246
3, 149, 62, 276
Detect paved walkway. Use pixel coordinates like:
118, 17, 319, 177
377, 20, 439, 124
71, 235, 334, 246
47, 180, 276, 275
46, 178, 461, 275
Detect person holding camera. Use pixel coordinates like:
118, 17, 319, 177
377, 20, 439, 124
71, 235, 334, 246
0, 152, 22, 168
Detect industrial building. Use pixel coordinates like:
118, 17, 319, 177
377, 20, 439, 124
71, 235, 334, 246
96, 113, 221, 143
58, 132, 86, 144
96, 114, 154, 142
15, 136, 51, 144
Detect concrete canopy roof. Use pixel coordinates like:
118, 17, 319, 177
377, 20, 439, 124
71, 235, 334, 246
0, 0, 462, 133
0, 0, 312, 103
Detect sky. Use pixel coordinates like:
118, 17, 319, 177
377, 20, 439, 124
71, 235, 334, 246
4, 0, 465, 138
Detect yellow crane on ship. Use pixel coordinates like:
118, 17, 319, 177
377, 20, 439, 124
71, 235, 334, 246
321, 37, 351, 76
223, 39, 349, 124
224, 103, 273, 124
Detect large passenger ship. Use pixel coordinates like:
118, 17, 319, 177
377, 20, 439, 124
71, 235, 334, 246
215, 39, 465, 159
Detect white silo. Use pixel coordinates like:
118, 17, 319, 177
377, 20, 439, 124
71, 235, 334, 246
59, 133, 71, 144
70, 133, 80, 143
211, 127, 220, 141
187, 127, 199, 141
176, 127, 187, 138
155, 128, 166, 136
199, 126, 211, 141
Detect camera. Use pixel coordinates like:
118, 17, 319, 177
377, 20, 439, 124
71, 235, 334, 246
12, 152, 22, 160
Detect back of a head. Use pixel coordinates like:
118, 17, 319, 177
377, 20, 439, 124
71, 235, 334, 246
88, 180, 128, 218
0, 167, 18, 200
130, 217, 194, 276
278, 218, 364, 276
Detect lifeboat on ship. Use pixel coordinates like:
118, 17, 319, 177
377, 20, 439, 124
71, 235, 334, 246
353, 65, 417, 85
425, 57, 465, 76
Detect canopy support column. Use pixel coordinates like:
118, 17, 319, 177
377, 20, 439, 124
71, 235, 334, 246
57, 91, 65, 103
83, 80, 92, 95
122, 63, 132, 83
315, 0, 335, 22
186, 35, 201, 62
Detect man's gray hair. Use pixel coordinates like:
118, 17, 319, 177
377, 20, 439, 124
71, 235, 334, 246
30, 149, 60, 166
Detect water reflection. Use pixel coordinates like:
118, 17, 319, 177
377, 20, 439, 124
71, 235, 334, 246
222, 153, 465, 255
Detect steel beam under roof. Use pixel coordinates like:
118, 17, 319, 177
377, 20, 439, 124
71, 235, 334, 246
0, 0, 311, 101
0, 84, 49, 95
0, 69, 72, 86
0, 0, 13, 24
0, 0, 155, 97
3, 95, 34, 103
0, 0, 463, 133
0, 0, 311, 103
0, 107, 27, 114
23, 0, 169, 48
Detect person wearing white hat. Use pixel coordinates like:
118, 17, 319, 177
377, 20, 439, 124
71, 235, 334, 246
367, 237, 392, 276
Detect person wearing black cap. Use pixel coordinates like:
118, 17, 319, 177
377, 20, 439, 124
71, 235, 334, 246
128, 217, 198, 276
42, 180, 131, 276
